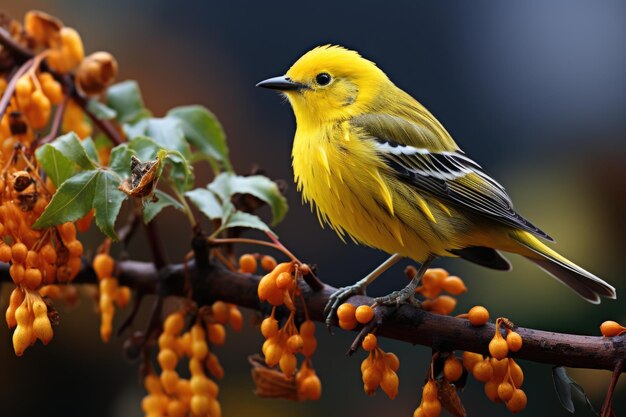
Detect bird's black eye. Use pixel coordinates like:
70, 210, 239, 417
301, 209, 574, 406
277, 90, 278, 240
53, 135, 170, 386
315, 72, 331, 86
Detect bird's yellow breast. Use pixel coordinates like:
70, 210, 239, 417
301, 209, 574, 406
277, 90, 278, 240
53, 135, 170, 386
292, 122, 467, 261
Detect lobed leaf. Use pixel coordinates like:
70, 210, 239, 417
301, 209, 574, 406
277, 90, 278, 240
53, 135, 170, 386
143, 189, 184, 223
86, 99, 117, 120
35, 144, 76, 187
185, 188, 223, 220
167, 105, 232, 170
208, 172, 287, 226
46, 132, 97, 170
106, 80, 150, 124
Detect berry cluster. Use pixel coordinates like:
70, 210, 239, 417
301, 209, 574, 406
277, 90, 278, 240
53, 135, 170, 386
144, 303, 242, 417
415, 267, 466, 315
460, 312, 527, 413
255, 254, 322, 400
5, 286, 52, 355
92, 251, 131, 342
413, 379, 442, 417
360, 333, 400, 399
336, 302, 374, 330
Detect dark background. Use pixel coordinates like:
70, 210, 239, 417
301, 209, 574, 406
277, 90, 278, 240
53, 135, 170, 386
1, 1, 625, 416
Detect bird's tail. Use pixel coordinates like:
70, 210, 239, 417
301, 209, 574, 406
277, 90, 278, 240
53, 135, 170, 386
509, 231, 616, 304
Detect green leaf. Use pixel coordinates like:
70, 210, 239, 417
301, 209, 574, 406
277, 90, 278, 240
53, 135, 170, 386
552, 366, 597, 415
157, 148, 193, 193
93, 171, 127, 240
208, 173, 287, 226
86, 99, 117, 120
123, 118, 149, 140
108, 144, 133, 178
106, 80, 150, 124
128, 136, 162, 161
222, 210, 275, 236
48, 132, 97, 170
185, 188, 223, 220
35, 144, 76, 187
146, 118, 191, 161
81, 137, 99, 162
167, 105, 232, 170
33, 170, 99, 228
144, 189, 184, 223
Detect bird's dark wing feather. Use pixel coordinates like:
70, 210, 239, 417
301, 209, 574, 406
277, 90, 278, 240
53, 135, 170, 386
351, 115, 553, 241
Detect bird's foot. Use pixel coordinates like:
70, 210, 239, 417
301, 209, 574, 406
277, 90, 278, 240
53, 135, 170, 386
374, 285, 421, 308
324, 283, 367, 330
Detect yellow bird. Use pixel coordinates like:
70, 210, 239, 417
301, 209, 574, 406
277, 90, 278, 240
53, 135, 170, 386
257, 45, 616, 323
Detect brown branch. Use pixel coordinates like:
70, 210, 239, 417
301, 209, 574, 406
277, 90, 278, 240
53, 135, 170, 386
2, 260, 623, 371
0, 26, 33, 62
601, 359, 624, 417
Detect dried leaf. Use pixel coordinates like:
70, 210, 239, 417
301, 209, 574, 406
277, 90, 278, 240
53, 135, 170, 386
436, 378, 467, 417
249, 354, 298, 401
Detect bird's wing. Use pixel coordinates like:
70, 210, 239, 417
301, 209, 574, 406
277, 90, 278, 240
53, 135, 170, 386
351, 114, 553, 241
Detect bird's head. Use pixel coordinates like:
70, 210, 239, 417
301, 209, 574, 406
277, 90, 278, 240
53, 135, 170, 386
257, 45, 389, 126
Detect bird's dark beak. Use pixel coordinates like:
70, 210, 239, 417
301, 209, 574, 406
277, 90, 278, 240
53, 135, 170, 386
256, 75, 305, 91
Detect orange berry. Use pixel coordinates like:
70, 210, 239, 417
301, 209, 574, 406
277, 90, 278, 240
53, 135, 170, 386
468, 305, 489, 326
190, 375, 218, 396
0, 243, 12, 263
380, 368, 399, 400
484, 380, 501, 403
338, 318, 358, 330
461, 351, 482, 372
422, 379, 438, 401
509, 359, 524, 387
166, 400, 188, 417
383, 352, 400, 372
431, 295, 457, 315
228, 306, 244, 331
355, 305, 375, 324
300, 320, 315, 337
23, 268, 43, 289
59, 222, 77, 242
279, 352, 297, 376
190, 395, 210, 416
260, 255, 277, 271
337, 303, 357, 322
422, 268, 447, 288
9, 264, 25, 284
413, 406, 425, 417
238, 254, 257, 273
66, 240, 83, 257
600, 320, 626, 337
211, 301, 230, 324
93, 253, 114, 278
261, 317, 279, 338
11, 243, 28, 263
362, 333, 377, 351
507, 331, 523, 352
362, 366, 382, 394
192, 340, 209, 359
498, 381, 515, 401
489, 336, 509, 360
264, 342, 283, 367
506, 389, 527, 413
421, 399, 442, 417
160, 369, 179, 394
442, 276, 467, 294
491, 357, 509, 381
287, 334, 304, 353
164, 312, 185, 335
299, 374, 322, 400
40, 243, 56, 264
275, 271, 293, 289
158, 348, 178, 370
443, 356, 463, 382
158, 333, 176, 351
301, 335, 317, 357
472, 359, 493, 382
208, 323, 226, 345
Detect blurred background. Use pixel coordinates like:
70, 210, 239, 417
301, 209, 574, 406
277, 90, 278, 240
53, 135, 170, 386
1, 0, 625, 416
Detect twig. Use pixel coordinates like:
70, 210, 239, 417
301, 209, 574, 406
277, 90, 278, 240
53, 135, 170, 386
0, 26, 33, 61
600, 359, 624, 417
0, 58, 34, 120
143, 221, 168, 269
37, 93, 68, 146
2, 261, 622, 371
71, 92, 125, 145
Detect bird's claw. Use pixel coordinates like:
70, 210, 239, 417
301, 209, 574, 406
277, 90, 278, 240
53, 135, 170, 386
324, 283, 366, 330
375, 287, 420, 308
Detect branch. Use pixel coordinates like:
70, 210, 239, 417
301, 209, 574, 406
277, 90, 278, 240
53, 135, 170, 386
1, 261, 623, 372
